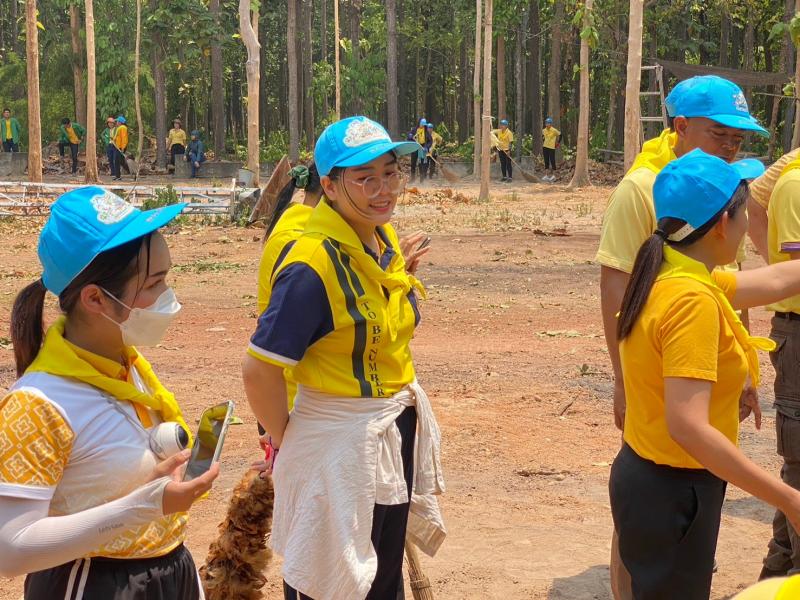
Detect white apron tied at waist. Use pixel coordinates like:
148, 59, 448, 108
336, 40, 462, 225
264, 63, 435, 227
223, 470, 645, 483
270, 380, 446, 600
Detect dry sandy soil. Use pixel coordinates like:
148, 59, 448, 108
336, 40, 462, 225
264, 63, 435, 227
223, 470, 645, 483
0, 174, 785, 599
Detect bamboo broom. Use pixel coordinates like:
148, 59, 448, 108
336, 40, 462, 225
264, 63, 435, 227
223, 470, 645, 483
405, 540, 435, 600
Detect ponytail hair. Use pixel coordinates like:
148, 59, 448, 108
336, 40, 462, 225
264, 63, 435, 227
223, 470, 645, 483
617, 180, 750, 340
264, 163, 321, 241
11, 279, 47, 377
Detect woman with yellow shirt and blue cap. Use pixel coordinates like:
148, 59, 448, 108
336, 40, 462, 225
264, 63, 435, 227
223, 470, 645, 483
243, 116, 445, 599
0, 187, 218, 599
610, 149, 800, 599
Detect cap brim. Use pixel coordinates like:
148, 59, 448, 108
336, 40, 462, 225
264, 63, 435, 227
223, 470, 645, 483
731, 157, 766, 181
336, 141, 422, 169
100, 202, 187, 253
705, 113, 769, 137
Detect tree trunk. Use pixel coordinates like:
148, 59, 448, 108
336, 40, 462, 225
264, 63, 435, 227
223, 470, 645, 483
794, 0, 800, 149
321, 0, 329, 117
497, 34, 506, 119
210, 0, 225, 158
334, 0, 341, 118
743, 11, 754, 105
302, 0, 314, 145
386, 0, 399, 137
528, 0, 542, 156
472, 0, 482, 177
458, 30, 469, 143
515, 24, 523, 161
349, 0, 363, 114
547, 0, 563, 128
784, 0, 796, 153
623, 0, 644, 170
69, 4, 86, 125
567, 0, 592, 189
11, 0, 19, 55
287, 0, 300, 161
151, 0, 167, 169
479, 0, 493, 201
25, 0, 42, 182
719, 7, 730, 68
84, 0, 98, 182
239, 0, 261, 184
134, 0, 144, 160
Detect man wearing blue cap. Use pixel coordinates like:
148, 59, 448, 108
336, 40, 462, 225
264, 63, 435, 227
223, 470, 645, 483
595, 75, 769, 600
407, 118, 428, 183
542, 117, 561, 182
491, 119, 515, 182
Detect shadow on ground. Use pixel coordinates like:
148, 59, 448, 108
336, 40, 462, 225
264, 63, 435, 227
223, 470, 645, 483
548, 564, 611, 599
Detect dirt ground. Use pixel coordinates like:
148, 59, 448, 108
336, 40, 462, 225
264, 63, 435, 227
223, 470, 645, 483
0, 175, 784, 600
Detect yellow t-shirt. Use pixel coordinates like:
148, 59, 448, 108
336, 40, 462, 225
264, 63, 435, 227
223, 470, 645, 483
248, 199, 421, 398
596, 132, 745, 273
114, 124, 129, 150
4, 118, 11, 140
66, 125, 79, 145
167, 128, 188, 148
733, 575, 800, 599
491, 128, 514, 151
621, 257, 748, 469
542, 126, 560, 149
430, 131, 443, 152
0, 344, 187, 559
750, 149, 800, 209
767, 167, 800, 314
414, 127, 427, 146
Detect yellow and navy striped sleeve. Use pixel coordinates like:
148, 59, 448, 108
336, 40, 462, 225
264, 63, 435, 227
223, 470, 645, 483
248, 263, 335, 367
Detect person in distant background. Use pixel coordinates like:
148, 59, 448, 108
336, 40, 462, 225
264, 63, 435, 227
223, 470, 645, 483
186, 131, 205, 178
491, 119, 514, 182
426, 123, 443, 180
542, 117, 561, 183
2, 108, 21, 152
58, 118, 85, 175
166, 119, 187, 173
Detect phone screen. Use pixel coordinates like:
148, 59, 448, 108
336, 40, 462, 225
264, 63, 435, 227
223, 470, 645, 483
183, 401, 234, 481
417, 236, 431, 251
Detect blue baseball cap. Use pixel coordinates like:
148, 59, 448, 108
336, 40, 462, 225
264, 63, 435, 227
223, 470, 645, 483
500, 119, 509, 126
665, 75, 767, 137
38, 187, 187, 295
419, 118, 428, 126
314, 116, 421, 177
116, 115, 126, 124
426, 122, 434, 128
654, 149, 765, 242
545, 117, 554, 124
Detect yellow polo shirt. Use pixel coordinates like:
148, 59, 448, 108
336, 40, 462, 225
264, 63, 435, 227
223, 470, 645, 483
596, 130, 745, 273
167, 128, 188, 148
491, 128, 514, 151
621, 253, 748, 469
767, 164, 800, 314
542, 127, 560, 149
734, 575, 800, 599
248, 199, 421, 398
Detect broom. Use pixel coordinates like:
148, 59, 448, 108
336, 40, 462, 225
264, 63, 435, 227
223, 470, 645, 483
405, 540, 435, 600
500, 150, 540, 183
427, 155, 462, 184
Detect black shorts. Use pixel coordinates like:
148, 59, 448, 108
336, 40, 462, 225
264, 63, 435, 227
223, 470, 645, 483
609, 444, 726, 600
24, 543, 202, 600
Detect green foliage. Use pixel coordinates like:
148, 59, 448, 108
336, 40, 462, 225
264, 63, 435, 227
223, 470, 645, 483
142, 185, 181, 210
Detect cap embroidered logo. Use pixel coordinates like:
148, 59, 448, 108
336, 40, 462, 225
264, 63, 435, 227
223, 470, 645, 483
733, 91, 748, 114
343, 118, 390, 148
91, 191, 135, 225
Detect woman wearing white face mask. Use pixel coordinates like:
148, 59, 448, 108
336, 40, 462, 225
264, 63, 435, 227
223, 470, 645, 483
0, 187, 218, 599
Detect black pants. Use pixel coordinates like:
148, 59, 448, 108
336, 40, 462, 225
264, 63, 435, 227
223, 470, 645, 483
409, 153, 418, 181
59, 141, 79, 173
498, 150, 512, 179
428, 152, 438, 179
24, 544, 201, 600
610, 444, 726, 600
169, 144, 185, 167
3, 139, 18, 152
543, 147, 557, 170
418, 156, 430, 181
284, 406, 417, 600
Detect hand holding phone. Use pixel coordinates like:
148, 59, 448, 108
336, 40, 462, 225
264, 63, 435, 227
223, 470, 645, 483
183, 401, 235, 482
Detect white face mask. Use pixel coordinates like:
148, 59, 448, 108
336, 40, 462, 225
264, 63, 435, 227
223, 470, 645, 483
102, 287, 182, 347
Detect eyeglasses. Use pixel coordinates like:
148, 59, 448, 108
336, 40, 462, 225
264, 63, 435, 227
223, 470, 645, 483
345, 172, 406, 200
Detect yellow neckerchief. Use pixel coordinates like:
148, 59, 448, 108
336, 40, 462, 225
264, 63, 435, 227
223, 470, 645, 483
302, 198, 426, 341
657, 246, 775, 386
627, 129, 678, 176
780, 155, 800, 177
26, 317, 192, 440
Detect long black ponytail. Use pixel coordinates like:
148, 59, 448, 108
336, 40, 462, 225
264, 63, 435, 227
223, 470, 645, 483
617, 181, 749, 340
264, 163, 321, 241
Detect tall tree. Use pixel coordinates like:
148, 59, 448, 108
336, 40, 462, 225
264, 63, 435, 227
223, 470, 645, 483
547, 0, 564, 128
25, 0, 42, 182
514, 23, 523, 161
497, 34, 506, 119
302, 0, 314, 145
288, 0, 300, 160
386, 0, 399, 136
151, 0, 167, 169
69, 3, 86, 126
623, 0, 643, 170
479, 0, 493, 201
321, 0, 329, 117
134, 0, 144, 161
239, 0, 260, 184
84, 0, 98, 182
472, 0, 482, 178
527, 0, 542, 156
334, 0, 341, 118
568, 0, 593, 189
210, 0, 225, 158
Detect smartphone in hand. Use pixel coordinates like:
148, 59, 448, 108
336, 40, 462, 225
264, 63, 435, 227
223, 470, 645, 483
183, 401, 235, 482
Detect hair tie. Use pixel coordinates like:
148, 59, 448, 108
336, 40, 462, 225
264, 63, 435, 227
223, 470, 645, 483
654, 229, 668, 240
289, 165, 310, 189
